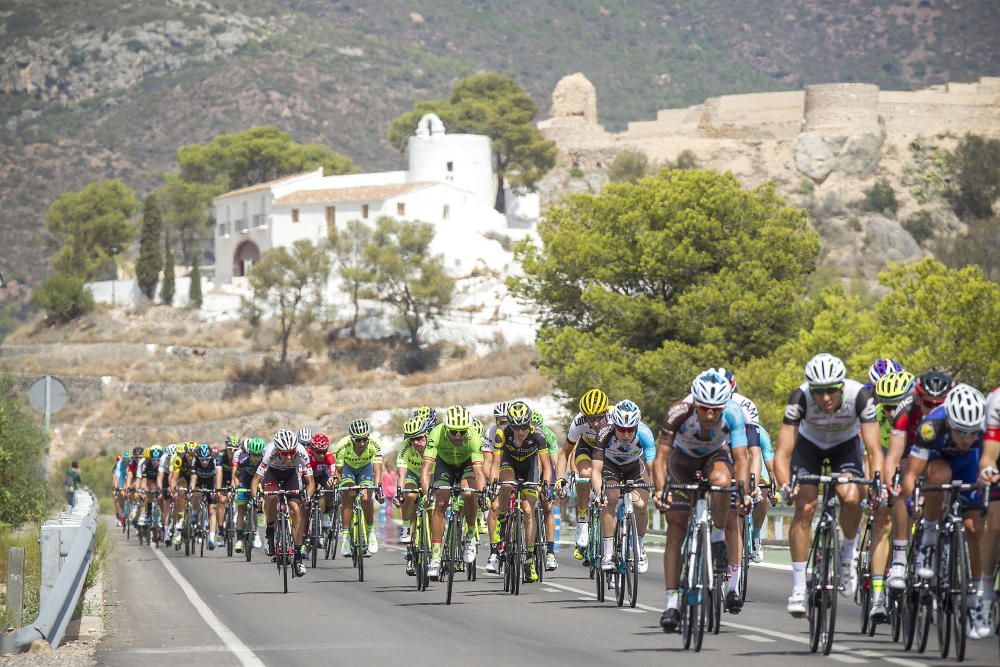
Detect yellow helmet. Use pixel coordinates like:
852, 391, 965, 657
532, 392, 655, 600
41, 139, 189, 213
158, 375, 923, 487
402, 417, 427, 439
579, 388, 609, 417
443, 405, 471, 431
176, 444, 187, 455
875, 370, 915, 404
142, 448, 151, 458
507, 401, 531, 427
471, 418, 484, 438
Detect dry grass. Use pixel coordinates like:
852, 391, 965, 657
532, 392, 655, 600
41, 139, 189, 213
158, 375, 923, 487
6, 355, 244, 383
399, 343, 539, 386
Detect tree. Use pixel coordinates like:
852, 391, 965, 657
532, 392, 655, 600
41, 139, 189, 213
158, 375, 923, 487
365, 217, 454, 348
136, 193, 163, 299
949, 133, 1000, 218
156, 173, 219, 265
510, 168, 821, 418
32, 272, 94, 324
243, 240, 331, 364
177, 126, 356, 191
0, 375, 49, 525
189, 251, 203, 309
45, 180, 138, 280
388, 72, 557, 212
330, 219, 375, 337
161, 224, 175, 305
607, 150, 651, 183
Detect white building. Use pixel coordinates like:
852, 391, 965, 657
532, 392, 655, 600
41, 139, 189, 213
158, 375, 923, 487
212, 114, 539, 284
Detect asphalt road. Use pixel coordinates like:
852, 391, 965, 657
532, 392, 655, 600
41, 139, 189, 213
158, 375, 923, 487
96, 519, 998, 667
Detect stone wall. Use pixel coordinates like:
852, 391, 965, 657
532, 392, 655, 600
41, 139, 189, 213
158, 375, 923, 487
804, 83, 881, 135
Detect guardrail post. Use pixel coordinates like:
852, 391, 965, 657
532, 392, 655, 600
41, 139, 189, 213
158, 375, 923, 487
4, 547, 24, 629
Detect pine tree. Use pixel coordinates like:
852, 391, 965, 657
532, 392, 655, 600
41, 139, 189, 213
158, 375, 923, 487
189, 250, 203, 309
136, 194, 163, 299
161, 223, 175, 305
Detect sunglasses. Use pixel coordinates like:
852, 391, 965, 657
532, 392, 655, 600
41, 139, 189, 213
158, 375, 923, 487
695, 404, 722, 414
407, 435, 427, 444
614, 425, 637, 434
277, 450, 296, 457
352, 437, 369, 444
882, 403, 901, 413
511, 425, 531, 432
446, 429, 466, 437
811, 385, 843, 395
952, 427, 982, 438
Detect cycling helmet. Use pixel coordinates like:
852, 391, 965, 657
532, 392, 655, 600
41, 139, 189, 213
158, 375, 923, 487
402, 417, 428, 439
530, 410, 544, 426
166, 444, 178, 458
122, 449, 131, 461
196, 443, 211, 459
804, 353, 846, 387
875, 371, 915, 404
493, 402, 511, 419
444, 405, 473, 431
175, 444, 186, 455
150, 446, 163, 460
915, 370, 954, 399
610, 399, 642, 428
944, 384, 985, 432
868, 358, 903, 386
709, 367, 737, 390
226, 434, 240, 447
296, 426, 314, 446
210, 445, 219, 455
471, 418, 484, 438
348, 419, 371, 439
272, 428, 297, 451
506, 401, 531, 427
246, 437, 266, 456
691, 370, 733, 407
311, 433, 330, 451
579, 388, 609, 417
413, 406, 438, 428
132, 446, 144, 458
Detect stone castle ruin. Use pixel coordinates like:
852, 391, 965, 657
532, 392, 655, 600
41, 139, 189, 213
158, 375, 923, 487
536, 73, 1000, 277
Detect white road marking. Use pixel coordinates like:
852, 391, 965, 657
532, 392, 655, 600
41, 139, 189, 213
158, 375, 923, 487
541, 587, 560, 593
829, 654, 868, 664
739, 634, 776, 643
621, 608, 645, 614
150, 547, 265, 667
880, 658, 927, 667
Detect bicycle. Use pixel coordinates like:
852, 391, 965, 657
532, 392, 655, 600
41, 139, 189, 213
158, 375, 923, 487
856, 499, 876, 634
220, 486, 237, 557
323, 487, 343, 561
917, 479, 978, 662
307, 489, 338, 568
603, 480, 652, 609
901, 499, 932, 653
792, 473, 875, 656
191, 490, 213, 558
260, 489, 300, 593
584, 495, 605, 601
665, 477, 734, 652
497, 480, 541, 595
437, 485, 486, 604
398, 489, 431, 590
340, 484, 376, 582
738, 475, 771, 605
243, 495, 260, 563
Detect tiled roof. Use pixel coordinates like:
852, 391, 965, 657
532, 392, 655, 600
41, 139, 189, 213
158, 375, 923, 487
212, 171, 318, 200
273, 182, 437, 205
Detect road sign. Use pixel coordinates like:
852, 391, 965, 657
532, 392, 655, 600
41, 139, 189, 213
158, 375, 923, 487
28, 376, 68, 414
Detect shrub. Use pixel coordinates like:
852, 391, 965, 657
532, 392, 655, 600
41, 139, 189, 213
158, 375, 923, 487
862, 178, 898, 215
568, 165, 584, 178
392, 343, 442, 375
902, 210, 936, 244
32, 272, 94, 323
607, 150, 650, 183
949, 133, 1000, 218
0, 375, 49, 526
673, 149, 699, 170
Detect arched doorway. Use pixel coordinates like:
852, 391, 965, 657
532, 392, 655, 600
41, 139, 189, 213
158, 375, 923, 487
233, 241, 260, 277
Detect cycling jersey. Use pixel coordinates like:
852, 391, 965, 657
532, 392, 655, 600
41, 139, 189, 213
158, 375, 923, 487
424, 423, 483, 466
591, 423, 656, 466
566, 411, 605, 446
307, 448, 335, 477
255, 444, 313, 477
910, 407, 984, 460
540, 425, 559, 457
661, 396, 748, 457
334, 436, 383, 469
138, 457, 159, 480
494, 424, 549, 461
396, 440, 424, 474
483, 424, 501, 454
170, 454, 193, 478
235, 452, 258, 478
191, 456, 218, 481
875, 403, 893, 448
782, 379, 876, 448
732, 391, 762, 449
758, 425, 774, 483
985, 387, 1000, 441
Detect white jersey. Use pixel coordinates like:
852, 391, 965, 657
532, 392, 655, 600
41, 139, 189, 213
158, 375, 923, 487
566, 411, 606, 446
731, 391, 760, 427
157, 453, 171, 475
255, 444, 313, 476
782, 378, 876, 448
985, 387, 1000, 434
483, 424, 501, 454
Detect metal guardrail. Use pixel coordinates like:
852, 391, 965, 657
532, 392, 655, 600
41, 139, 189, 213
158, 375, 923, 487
1, 488, 98, 654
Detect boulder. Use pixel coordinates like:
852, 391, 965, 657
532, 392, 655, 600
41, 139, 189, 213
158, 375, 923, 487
862, 215, 923, 265
793, 132, 837, 182
837, 132, 882, 177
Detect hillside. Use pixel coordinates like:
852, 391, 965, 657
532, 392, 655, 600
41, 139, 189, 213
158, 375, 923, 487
1, 0, 998, 287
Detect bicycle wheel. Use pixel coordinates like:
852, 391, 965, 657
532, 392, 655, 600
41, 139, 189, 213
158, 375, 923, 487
310, 506, 320, 569
739, 514, 751, 603
695, 522, 711, 652
445, 515, 458, 605
279, 518, 290, 593
183, 506, 192, 556
245, 504, 256, 563
858, 518, 873, 634
680, 535, 693, 650
199, 506, 207, 557
418, 512, 431, 591
466, 515, 478, 582
807, 523, 827, 653
534, 506, 546, 584
711, 569, 723, 634
889, 590, 902, 642
356, 508, 367, 582
594, 518, 605, 602
513, 512, 525, 595
625, 512, 639, 608
823, 526, 840, 655
936, 531, 952, 658
615, 514, 626, 607
950, 527, 969, 662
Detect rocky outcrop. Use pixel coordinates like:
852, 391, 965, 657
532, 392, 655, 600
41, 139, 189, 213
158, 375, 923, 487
793, 129, 884, 183
862, 215, 923, 265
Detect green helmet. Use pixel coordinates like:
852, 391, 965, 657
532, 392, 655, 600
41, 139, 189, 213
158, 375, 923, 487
530, 410, 544, 426
246, 437, 266, 456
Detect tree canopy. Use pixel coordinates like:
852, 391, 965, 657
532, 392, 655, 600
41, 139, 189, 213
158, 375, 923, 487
388, 72, 556, 211
510, 168, 821, 417
330, 219, 375, 337
136, 194, 163, 299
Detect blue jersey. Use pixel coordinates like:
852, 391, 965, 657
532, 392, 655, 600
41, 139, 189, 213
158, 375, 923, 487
638, 423, 656, 463
759, 426, 774, 463
912, 406, 983, 460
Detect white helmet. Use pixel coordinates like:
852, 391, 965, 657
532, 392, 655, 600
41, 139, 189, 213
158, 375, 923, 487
166, 444, 178, 457
610, 400, 642, 428
691, 370, 733, 407
273, 428, 297, 451
493, 402, 511, 418
804, 353, 846, 387
944, 384, 985, 432
296, 426, 314, 446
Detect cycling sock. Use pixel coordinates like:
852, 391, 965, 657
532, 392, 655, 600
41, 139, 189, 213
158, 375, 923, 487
265, 523, 275, 540
432, 540, 442, 559
921, 520, 939, 546
891, 540, 908, 565
751, 527, 761, 541
664, 588, 679, 610
546, 541, 555, 554
490, 543, 499, 555
792, 561, 807, 592
638, 534, 645, 549
602, 537, 613, 559
728, 564, 741, 593
981, 577, 995, 602
711, 526, 725, 542
839, 534, 856, 565
872, 576, 884, 594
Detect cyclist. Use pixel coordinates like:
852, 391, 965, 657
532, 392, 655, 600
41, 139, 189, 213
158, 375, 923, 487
775, 353, 882, 617
307, 433, 336, 545
334, 419, 384, 558
156, 444, 177, 538
189, 443, 220, 549
591, 399, 655, 574
421, 405, 486, 580
532, 410, 562, 571
483, 402, 510, 573
113, 449, 130, 527
213, 440, 237, 547
884, 369, 953, 589
493, 401, 551, 583
978, 385, 1000, 638
653, 370, 749, 631
750, 425, 776, 563
865, 357, 903, 391
396, 416, 429, 574
167, 444, 193, 545
414, 406, 438, 430
250, 429, 316, 578
234, 437, 266, 553
903, 383, 988, 639
137, 445, 162, 527
866, 369, 914, 622
555, 388, 610, 562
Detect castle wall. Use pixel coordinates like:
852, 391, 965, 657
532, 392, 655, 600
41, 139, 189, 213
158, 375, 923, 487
804, 83, 881, 135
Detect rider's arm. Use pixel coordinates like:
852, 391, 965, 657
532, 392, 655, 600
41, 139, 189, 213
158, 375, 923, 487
249, 473, 262, 497
651, 430, 674, 497
775, 423, 796, 488
539, 450, 552, 491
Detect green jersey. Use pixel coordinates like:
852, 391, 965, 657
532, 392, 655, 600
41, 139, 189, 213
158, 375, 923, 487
396, 440, 424, 473
875, 403, 893, 449
334, 436, 384, 468
542, 425, 558, 456
425, 423, 484, 467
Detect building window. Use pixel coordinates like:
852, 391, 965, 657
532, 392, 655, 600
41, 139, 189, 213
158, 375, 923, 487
442, 204, 450, 220
397, 202, 405, 216
217, 223, 226, 237
291, 208, 299, 223
362, 204, 369, 219
446, 161, 453, 172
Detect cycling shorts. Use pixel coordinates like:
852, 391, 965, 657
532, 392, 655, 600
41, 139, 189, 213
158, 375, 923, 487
601, 458, 647, 485
666, 446, 733, 510
340, 462, 375, 488
262, 467, 302, 492
791, 435, 864, 482
574, 441, 593, 466
500, 454, 539, 496
431, 458, 474, 489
